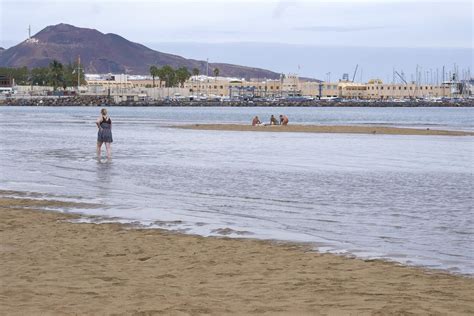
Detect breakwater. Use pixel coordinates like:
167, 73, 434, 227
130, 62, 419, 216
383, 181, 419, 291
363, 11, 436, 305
1, 96, 473, 107
0, 96, 112, 107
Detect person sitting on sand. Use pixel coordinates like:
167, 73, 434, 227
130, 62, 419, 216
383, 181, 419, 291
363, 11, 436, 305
252, 116, 262, 126
279, 114, 289, 126
270, 115, 279, 125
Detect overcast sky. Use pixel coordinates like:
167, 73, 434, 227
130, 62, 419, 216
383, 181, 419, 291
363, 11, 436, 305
1, 0, 472, 48
0, 0, 472, 79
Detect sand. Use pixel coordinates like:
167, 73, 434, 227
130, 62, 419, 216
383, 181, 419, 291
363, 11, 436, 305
1, 194, 473, 315
177, 124, 474, 136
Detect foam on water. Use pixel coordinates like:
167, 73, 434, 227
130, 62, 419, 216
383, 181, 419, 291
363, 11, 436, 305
1, 106, 473, 275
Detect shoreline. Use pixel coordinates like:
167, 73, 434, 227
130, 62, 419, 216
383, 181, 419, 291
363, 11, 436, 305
1, 194, 473, 314
1, 96, 474, 107
177, 124, 474, 136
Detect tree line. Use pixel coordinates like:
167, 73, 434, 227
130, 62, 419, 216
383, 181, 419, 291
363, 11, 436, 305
149, 65, 192, 88
0, 60, 85, 90
149, 66, 220, 88
1, 61, 221, 90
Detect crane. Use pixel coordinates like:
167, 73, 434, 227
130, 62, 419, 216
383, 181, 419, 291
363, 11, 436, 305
352, 64, 359, 82
394, 71, 408, 84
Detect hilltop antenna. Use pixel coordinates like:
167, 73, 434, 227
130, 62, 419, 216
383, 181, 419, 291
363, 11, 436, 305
28, 25, 31, 39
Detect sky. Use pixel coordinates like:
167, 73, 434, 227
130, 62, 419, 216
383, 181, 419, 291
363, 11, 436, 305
0, 0, 472, 80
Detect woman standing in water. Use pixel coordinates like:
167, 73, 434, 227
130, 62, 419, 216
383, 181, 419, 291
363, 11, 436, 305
96, 108, 113, 159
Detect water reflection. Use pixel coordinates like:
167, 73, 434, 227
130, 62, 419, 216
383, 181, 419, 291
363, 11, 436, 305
95, 158, 113, 198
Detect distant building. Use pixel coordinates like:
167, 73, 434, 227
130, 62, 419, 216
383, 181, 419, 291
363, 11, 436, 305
83, 73, 453, 100
0, 75, 13, 87
363, 81, 450, 99
183, 76, 283, 99
0, 75, 14, 94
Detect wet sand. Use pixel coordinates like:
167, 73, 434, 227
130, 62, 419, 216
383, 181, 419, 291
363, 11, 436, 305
178, 124, 474, 136
1, 195, 473, 315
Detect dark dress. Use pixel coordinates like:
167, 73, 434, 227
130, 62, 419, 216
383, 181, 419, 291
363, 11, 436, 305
98, 117, 113, 143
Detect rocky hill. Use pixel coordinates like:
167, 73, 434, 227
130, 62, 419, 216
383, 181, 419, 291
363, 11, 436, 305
0, 24, 281, 79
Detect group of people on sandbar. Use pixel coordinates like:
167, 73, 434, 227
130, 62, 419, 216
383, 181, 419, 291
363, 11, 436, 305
252, 114, 289, 126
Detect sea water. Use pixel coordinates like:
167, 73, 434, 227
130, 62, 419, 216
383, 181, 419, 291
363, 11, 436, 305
0, 106, 473, 275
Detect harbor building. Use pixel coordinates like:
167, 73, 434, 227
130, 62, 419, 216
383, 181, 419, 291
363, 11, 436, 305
321, 80, 452, 100
78, 73, 458, 101
363, 80, 450, 99
0, 75, 14, 94
183, 76, 284, 99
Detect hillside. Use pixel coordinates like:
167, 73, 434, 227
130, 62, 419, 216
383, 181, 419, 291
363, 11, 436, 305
0, 24, 281, 79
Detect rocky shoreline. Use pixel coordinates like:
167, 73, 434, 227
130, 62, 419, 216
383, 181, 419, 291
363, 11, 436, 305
1, 96, 473, 107
0, 96, 112, 107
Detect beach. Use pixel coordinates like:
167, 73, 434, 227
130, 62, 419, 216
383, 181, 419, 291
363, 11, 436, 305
1, 195, 473, 315
178, 124, 474, 136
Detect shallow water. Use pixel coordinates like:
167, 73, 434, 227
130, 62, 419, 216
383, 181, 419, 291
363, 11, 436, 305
1, 106, 473, 274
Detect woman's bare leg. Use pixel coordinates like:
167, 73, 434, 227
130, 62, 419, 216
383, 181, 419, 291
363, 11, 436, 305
97, 141, 103, 158
105, 142, 112, 159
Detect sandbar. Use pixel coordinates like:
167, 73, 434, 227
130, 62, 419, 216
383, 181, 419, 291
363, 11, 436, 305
178, 124, 474, 136
1, 194, 473, 315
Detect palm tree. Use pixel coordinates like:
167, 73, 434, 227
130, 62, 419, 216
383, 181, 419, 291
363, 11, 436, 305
213, 67, 219, 78
156, 67, 165, 88
149, 65, 158, 87
192, 68, 200, 95
49, 60, 64, 91
176, 67, 191, 88
160, 65, 176, 88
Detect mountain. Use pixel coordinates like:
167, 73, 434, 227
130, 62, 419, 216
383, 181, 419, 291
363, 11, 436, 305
0, 24, 281, 79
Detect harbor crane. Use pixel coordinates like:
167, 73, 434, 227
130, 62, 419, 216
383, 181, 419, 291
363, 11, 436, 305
394, 71, 408, 84
352, 64, 359, 82
395, 70, 419, 99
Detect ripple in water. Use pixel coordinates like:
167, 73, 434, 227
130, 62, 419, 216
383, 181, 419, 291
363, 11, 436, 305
0, 106, 473, 275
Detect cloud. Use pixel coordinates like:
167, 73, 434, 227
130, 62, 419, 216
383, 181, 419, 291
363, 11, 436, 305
272, 1, 298, 19
294, 26, 387, 32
